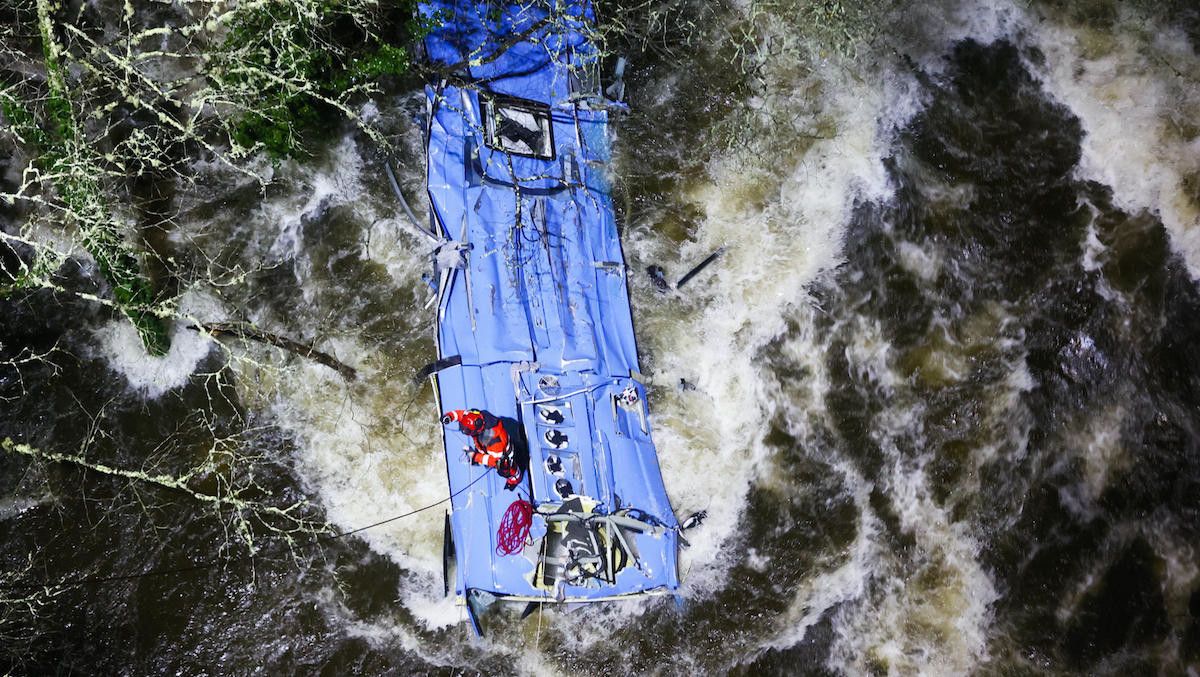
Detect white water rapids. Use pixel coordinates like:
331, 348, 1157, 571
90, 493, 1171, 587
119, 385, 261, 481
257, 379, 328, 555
84, 0, 1200, 673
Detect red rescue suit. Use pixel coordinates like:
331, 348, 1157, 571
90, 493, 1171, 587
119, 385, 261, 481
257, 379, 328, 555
442, 409, 521, 488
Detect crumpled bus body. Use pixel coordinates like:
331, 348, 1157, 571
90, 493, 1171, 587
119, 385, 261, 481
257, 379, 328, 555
419, 0, 681, 633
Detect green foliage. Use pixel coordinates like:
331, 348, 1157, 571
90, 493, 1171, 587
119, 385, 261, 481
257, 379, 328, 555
4, 0, 430, 354
83, 225, 173, 356
344, 43, 412, 83
0, 97, 52, 150
230, 97, 324, 162
4, 6, 172, 355
217, 0, 420, 160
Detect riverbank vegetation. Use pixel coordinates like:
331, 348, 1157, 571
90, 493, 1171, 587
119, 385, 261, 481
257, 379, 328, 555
1, 0, 420, 356
1, 6, 422, 664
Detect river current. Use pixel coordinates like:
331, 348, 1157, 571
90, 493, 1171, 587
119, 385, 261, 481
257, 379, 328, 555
2, 0, 1199, 674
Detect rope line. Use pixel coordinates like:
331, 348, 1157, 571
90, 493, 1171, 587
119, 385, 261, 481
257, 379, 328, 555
2, 473, 489, 591
495, 498, 533, 556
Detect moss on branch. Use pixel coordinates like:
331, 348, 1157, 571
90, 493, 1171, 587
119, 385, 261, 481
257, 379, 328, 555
217, 0, 420, 159
13, 0, 172, 353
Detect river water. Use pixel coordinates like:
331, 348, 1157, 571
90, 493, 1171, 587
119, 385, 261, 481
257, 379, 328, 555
2, 0, 1199, 674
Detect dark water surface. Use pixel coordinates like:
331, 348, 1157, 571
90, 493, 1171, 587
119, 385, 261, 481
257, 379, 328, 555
3, 1, 1200, 674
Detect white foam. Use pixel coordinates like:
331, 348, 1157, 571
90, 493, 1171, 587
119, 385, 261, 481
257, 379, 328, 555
766, 460, 877, 651
90, 315, 215, 398
180, 132, 459, 625
779, 306, 999, 673
897, 240, 943, 283
1024, 7, 1200, 277
1145, 526, 1199, 629
887, 0, 1025, 75
827, 459, 997, 675
264, 138, 365, 267
637, 43, 907, 597
1056, 404, 1128, 520
261, 357, 451, 600
711, 6, 1047, 659
153, 1, 1137, 667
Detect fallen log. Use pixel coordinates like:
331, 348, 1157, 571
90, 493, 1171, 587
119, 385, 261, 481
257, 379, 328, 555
190, 322, 357, 382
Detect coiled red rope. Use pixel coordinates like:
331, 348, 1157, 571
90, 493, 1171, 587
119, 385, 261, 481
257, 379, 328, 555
496, 499, 533, 556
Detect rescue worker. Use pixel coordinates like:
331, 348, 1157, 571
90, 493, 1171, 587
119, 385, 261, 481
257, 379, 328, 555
441, 409, 523, 490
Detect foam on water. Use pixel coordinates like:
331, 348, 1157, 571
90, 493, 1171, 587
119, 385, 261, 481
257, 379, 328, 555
264, 359, 455, 623
192, 133, 458, 623
830, 475, 997, 674
333, 600, 471, 670
790, 308, 998, 673
641, 52, 904, 600
90, 312, 216, 399
766, 458, 877, 650
1057, 404, 1128, 519
79, 1, 1198, 670
593, 11, 1006, 671
897, 240, 944, 284
752, 3, 1200, 669
888, 0, 1023, 74
712, 3, 1096, 667
1147, 526, 1200, 631
264, 137, 372, 269
1023, 6, 1200, 277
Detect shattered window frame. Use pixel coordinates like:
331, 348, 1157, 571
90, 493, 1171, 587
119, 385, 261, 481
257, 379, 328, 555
480, 93, 556, 160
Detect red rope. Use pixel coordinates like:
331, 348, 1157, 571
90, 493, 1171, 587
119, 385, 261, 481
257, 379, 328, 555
496, 499, 533, 556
